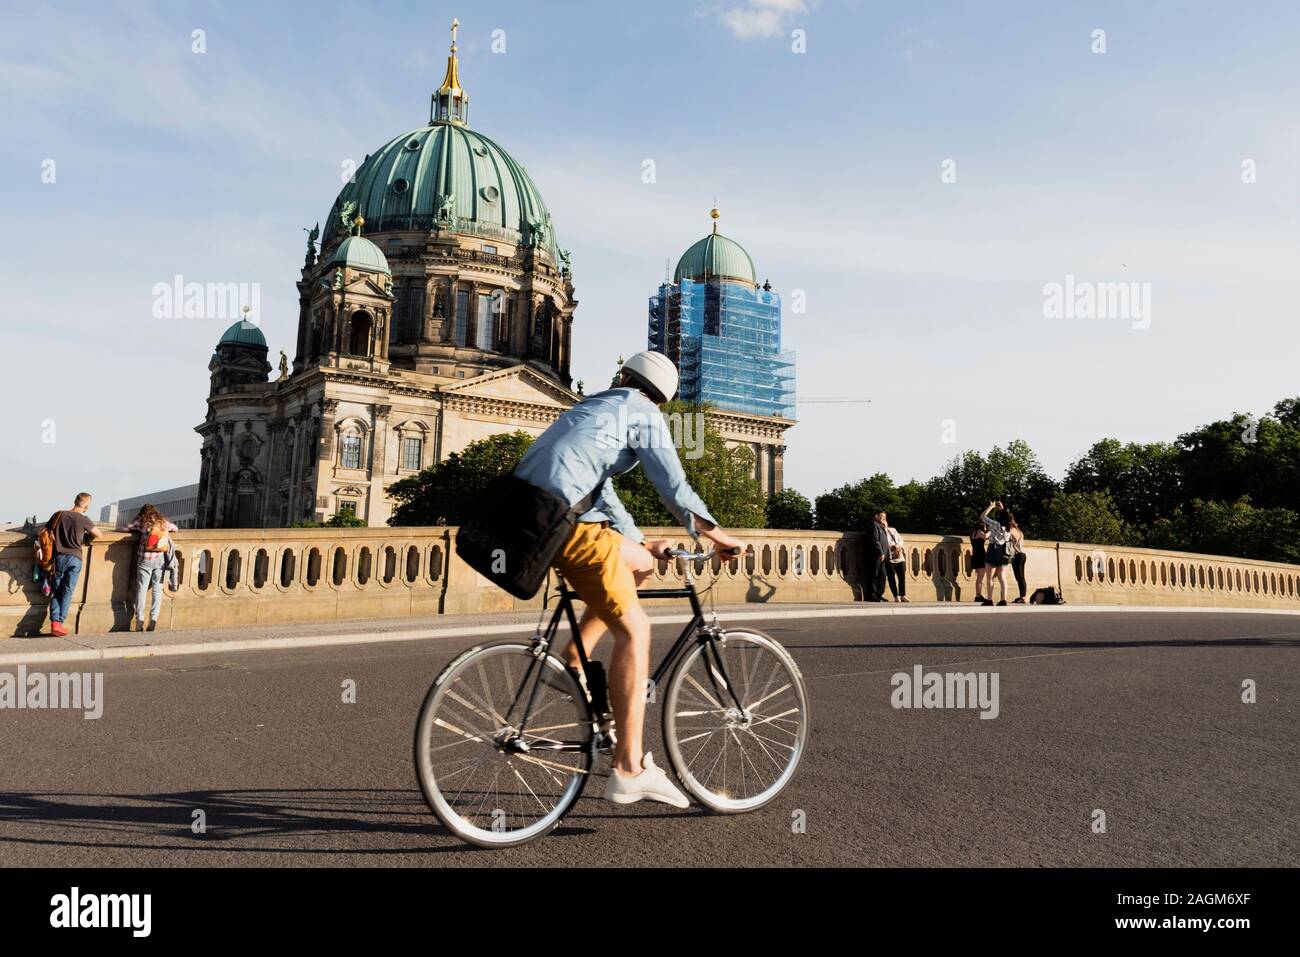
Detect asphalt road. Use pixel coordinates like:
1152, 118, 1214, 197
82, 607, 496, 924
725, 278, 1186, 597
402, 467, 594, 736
1, 610, 1295, 867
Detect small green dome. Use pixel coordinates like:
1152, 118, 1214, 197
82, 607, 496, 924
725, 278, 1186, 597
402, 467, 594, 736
674, 231, 756, 285
217, 319, 267, 348
329, 235, 391, 275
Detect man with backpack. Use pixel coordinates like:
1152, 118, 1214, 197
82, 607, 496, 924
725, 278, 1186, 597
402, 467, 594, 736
40, 492, 102, 636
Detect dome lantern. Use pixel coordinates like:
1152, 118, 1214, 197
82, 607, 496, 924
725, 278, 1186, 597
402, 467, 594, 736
430, 18, 470, 127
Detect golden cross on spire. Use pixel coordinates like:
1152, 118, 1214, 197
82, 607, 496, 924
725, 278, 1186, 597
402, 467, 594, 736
438, 17, 463, 94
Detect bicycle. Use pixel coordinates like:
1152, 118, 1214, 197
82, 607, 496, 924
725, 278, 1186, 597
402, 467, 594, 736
413, 544, 811, 848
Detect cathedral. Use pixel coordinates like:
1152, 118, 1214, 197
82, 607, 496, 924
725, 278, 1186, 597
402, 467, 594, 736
196, 22, 793, 529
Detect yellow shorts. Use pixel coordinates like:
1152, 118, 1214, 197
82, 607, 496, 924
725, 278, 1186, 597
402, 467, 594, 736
554, 522, 638, 624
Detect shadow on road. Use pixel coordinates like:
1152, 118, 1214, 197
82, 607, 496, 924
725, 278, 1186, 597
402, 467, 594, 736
781, 635, 1300, 651
0, 787, 604, 854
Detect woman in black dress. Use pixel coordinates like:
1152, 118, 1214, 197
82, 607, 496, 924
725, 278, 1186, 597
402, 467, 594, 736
970, 523, 990, 605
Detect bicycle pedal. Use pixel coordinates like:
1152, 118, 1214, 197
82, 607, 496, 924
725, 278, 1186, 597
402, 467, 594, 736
596, 717, 618, 754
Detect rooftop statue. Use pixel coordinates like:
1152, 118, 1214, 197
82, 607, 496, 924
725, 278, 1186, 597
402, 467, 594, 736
338, 201, 358, 235
435, 193, 457, 226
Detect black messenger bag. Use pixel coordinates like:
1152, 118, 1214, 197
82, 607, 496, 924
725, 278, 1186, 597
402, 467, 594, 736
454, 473, 603, 600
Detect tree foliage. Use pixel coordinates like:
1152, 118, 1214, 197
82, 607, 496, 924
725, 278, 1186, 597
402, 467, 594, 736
387, 431, 534, 526
1036, 491, 1128, 546
766, 488, 814, 530
1145, 496, 1300, 565
1064, 438, 1181, 531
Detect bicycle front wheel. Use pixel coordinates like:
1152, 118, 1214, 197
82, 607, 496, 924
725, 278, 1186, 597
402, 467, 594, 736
413, 641, 595, 848
662, 628, 810, 813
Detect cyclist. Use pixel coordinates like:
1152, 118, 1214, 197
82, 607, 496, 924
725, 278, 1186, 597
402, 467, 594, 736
513, 350, 743, 808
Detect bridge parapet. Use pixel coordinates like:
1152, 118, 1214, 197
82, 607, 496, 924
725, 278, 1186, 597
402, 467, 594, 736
1, 527, 1297, 637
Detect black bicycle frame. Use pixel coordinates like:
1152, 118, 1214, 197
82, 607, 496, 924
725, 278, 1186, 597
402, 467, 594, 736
505, 582, 746, 746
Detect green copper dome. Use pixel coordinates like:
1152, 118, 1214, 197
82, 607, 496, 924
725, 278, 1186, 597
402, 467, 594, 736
217, 319, 267, 348
674, 231, 756, 285
323, 124, 559, 260
329, 235, 391, 275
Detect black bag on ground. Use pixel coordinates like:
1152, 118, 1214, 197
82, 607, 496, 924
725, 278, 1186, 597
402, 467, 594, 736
454, 473, 602, 600
1029, 586, 1064, 605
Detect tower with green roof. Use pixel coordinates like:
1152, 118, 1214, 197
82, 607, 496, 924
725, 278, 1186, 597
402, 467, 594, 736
649, 209, 796, 420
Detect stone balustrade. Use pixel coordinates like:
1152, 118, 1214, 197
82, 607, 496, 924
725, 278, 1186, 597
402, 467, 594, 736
1, 526, 1297, 638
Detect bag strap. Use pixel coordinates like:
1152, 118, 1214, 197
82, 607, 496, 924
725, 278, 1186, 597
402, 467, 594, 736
571, 479, 607, 518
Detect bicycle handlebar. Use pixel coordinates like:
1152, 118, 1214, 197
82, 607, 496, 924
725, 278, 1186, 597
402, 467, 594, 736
664, 547, 716, 562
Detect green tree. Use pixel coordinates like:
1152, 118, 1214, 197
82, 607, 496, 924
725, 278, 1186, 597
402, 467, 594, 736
814, 473, 916, 531
766, 488, 814, 529
1174, 400, 1300, 515
387, 431, 534, 526
612, 400, 766, 529
910, 441, 1057, 534
1036, 491, 1127, 545
1064, 438, 1181, 531
326, 512, 367, 528
1144, 496, 1300, 565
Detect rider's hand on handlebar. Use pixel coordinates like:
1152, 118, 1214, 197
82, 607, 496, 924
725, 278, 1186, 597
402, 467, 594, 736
704, 529, 744, 561
645, 538, 673, 561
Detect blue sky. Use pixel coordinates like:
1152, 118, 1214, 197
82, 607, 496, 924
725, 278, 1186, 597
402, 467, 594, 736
2, 0, 1298, 522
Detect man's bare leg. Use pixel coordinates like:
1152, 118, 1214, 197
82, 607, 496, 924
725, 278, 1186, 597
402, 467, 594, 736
561, 538, 656, 669
604, 604, 652, 775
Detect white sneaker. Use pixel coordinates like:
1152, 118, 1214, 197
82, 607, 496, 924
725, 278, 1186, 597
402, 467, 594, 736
604, 753, 690, 808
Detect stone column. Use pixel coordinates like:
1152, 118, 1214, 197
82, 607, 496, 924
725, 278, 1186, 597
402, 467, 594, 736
466, 281, 479, 349
772, 444, 786, 495
214, 423, 236, 528
444, 276, 461, 344
260, 420, 285, 527
319, 399, 339, 469
370, 404, 392, 526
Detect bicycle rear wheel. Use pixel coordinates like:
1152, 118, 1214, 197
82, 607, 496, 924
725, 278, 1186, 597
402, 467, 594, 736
662, 628, 809, 812
414, 641, 594, 848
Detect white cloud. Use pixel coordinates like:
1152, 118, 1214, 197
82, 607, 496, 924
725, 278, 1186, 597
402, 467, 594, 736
717, 0, 809, 40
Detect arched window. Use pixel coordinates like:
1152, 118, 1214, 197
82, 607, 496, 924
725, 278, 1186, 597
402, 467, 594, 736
348, 310, 373, 356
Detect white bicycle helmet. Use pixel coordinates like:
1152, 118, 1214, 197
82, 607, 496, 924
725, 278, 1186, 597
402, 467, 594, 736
620, 350, 679, 403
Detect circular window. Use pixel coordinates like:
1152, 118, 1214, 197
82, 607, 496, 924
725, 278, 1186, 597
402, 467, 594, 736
473, 145, 489, 157
405, 139, 420, 151
479, 185, 500, 202
392, 178, 409, 194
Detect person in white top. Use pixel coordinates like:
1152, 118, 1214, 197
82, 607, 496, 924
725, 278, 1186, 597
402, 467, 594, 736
885, 526, 909, 602
980, 500, 1012, 606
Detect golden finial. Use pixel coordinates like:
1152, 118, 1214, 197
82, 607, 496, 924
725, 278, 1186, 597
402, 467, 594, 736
353, 215, 365, 234
439, 18, 463, 94
710, 205, 720, 233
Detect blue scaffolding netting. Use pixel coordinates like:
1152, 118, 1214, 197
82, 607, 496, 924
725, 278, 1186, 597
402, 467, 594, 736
648, 278, 796, 419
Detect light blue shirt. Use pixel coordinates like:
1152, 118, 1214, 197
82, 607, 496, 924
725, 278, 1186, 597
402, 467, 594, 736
513, 388, 719, 545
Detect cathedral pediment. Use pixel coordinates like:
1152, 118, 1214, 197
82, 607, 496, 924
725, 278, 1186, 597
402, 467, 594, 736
438, 364, 579, 408
343, 275, 390, 298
